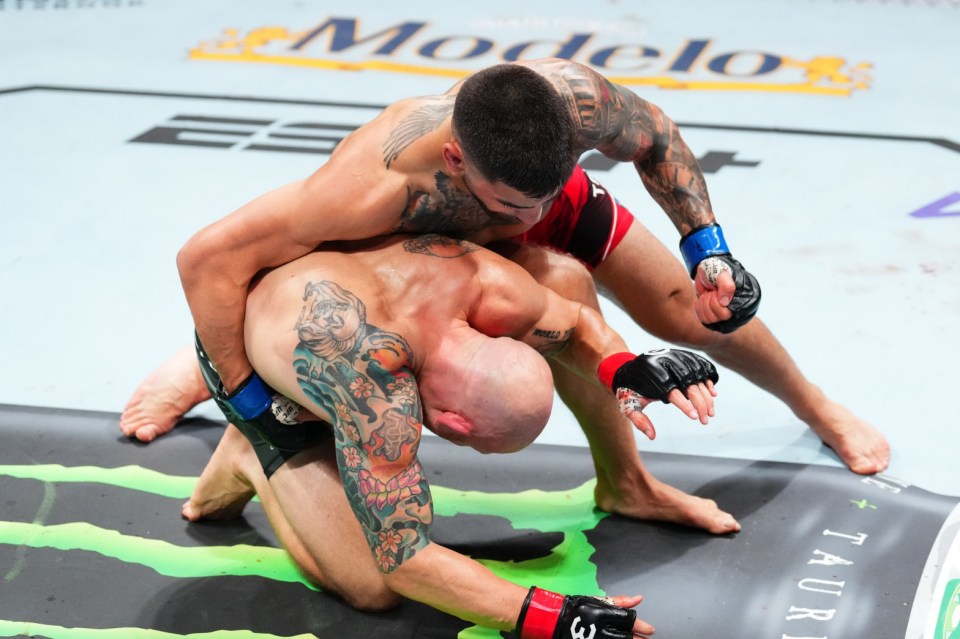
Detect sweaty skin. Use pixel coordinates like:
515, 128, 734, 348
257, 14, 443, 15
125, 57, 887, 535
183, 234, 719, 636
174, 57, 718, 393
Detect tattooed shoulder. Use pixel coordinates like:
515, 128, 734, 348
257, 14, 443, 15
403, 234, 480, 258
382, 95, 455, 169
529, 59, 640, 152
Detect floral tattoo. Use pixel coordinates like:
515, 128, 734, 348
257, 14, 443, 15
293, 279, 431, 573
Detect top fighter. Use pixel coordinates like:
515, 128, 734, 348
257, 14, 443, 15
122, 58, 889, 535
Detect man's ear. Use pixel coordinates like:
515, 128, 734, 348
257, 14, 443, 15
441, 140, 466, 176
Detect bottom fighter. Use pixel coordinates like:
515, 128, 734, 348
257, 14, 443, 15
178, 234, 720, 637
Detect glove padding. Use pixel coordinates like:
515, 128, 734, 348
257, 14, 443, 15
606, 349, 718, 403
516, 587, 636, 639
700, 254, 761, 334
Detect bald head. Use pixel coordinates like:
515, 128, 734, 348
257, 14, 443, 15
419, 334, 554, 454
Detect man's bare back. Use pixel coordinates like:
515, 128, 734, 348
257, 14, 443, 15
242, 235, 534, 416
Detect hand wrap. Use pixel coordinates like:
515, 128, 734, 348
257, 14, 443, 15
516, 587, 636, 639
195, 334, 328, 477
680, 223, 762, 334
598, 349, 719, 403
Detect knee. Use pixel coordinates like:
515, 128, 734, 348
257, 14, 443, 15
339, 582, 403, 612
634, 286, 735, 350
501, 244, 599, 307
534, 250, 599, 307
659, 314, 729, 351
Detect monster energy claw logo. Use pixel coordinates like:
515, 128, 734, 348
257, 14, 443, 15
0, 462, 611, 639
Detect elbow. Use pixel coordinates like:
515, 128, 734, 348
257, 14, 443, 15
380, 565, 418, 608
342, 584, 403, 613
176, 232, 206, 290
177, 228, 234, 294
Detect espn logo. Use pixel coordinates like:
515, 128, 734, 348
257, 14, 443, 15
130, 113, 760, 173
129, 115, 357, 155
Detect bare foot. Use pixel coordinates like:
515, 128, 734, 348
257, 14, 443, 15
182, 425, 256, 521
802, 398, 890, 475
119, 345, 212, 443
595, 474, 741, 535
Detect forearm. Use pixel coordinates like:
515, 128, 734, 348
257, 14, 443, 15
550, 305, 629, 389
387, 544, 645, 638
385, 542, 526, 631
599, 82, 715, 235
177, 236, 254, 391
177, 180, 331, 390
634, 116, 715, 236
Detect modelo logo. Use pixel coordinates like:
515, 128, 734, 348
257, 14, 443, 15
189, 17, 872, 96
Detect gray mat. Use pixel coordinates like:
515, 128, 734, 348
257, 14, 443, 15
0, 404, 956, 638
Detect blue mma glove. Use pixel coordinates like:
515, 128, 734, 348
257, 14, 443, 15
679, 223, 762, 334
194, 334, 327, 477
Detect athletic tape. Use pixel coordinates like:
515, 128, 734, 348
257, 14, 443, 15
226, 372, 273, 420
679, 223, 729, 275
519, 587, 565, 639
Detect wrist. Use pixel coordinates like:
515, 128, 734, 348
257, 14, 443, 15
679, 223, 729, 276
598, 352, 635, 391
193, 333, 253, 392
516, 587, 564, 639
223, 371, 272, 419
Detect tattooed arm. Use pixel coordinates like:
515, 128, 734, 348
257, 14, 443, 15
468, 252, 629, 387
529, 58, 715, 236
291, 279, 528, 630
293, 294, 431, 574
469, 247, 717, 434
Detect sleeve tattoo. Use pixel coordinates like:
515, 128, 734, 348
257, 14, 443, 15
540, 60, 714, 234
292, 279, 432, 573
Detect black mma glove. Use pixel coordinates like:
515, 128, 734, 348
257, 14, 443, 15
598, 349, 719, 402
516, 587, 636, 639
680, 223, 762, 334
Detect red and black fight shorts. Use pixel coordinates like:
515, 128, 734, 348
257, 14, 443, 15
519, 164, 635, 270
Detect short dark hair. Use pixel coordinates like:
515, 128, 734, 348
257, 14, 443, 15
452, 64, 576, 199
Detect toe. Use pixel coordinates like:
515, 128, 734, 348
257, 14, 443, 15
136, 424, 159, 443
181, 500, 199, 522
